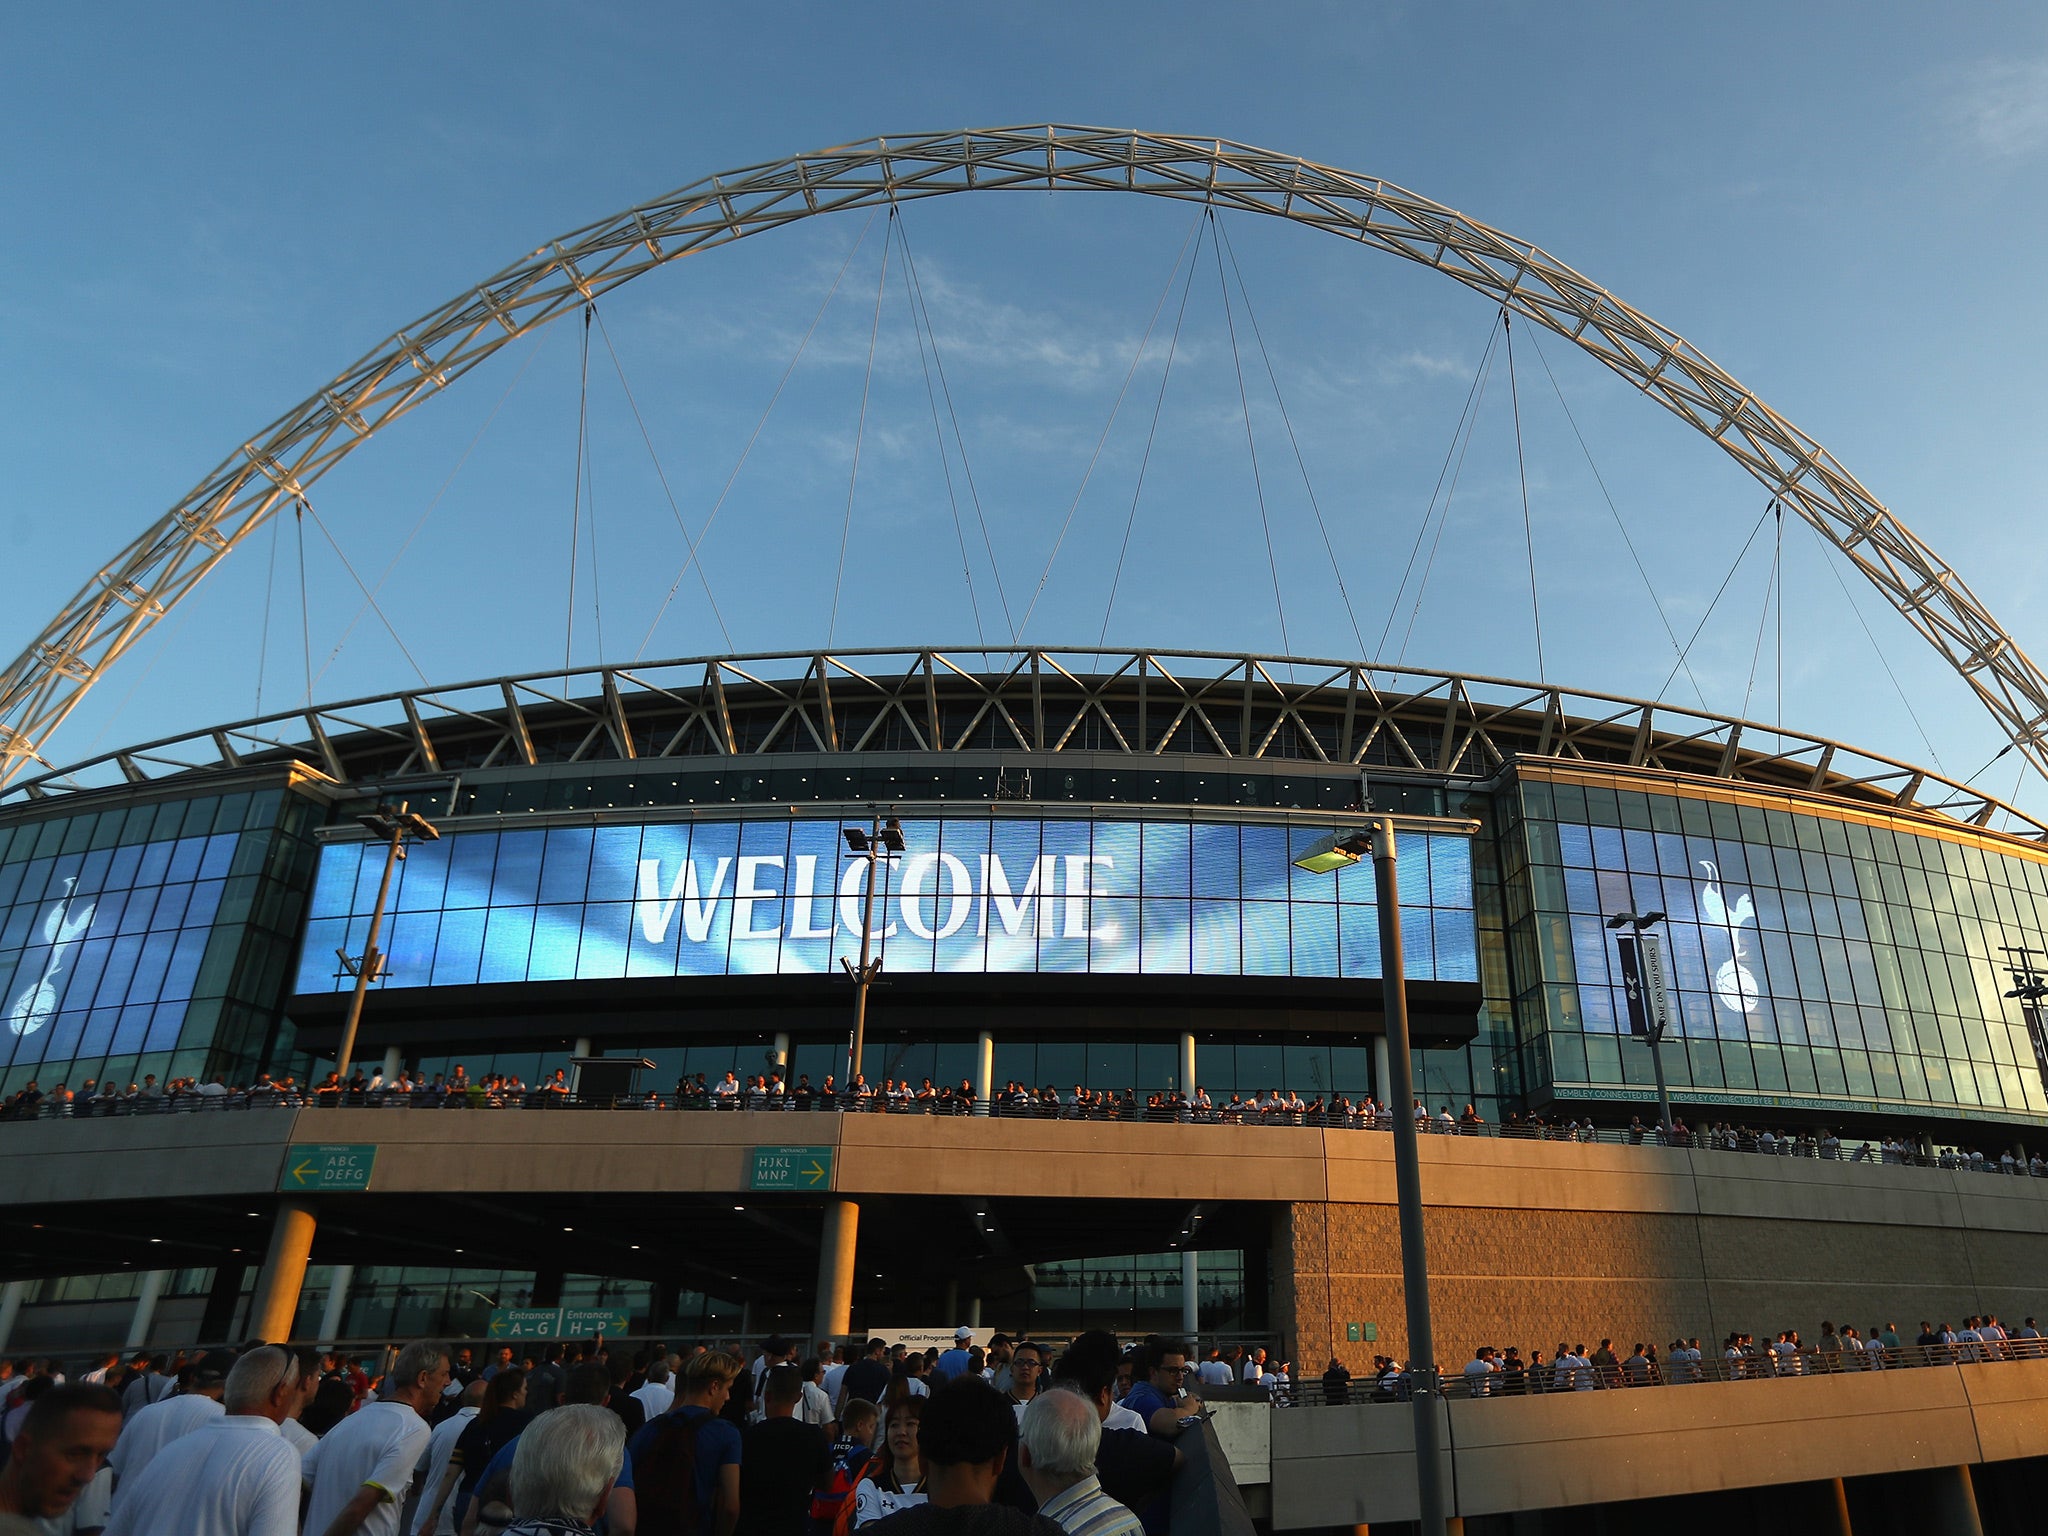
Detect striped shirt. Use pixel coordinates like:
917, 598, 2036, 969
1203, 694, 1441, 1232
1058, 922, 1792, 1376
1037, 1475, 1145, 1536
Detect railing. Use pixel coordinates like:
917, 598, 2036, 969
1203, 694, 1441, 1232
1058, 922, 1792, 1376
1284, 1340, 2048, 1406
3, 1088, 2040, 1171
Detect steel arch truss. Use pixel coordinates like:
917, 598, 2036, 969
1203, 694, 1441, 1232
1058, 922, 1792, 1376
5, 125, 2042, 793
13, 647, 2040, 839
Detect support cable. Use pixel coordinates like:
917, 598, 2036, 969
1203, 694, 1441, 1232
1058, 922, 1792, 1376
1775, 499, 1783, 734
894, 213, 1016, 641
295, 495, 430, 685
827, 211, 893, 647
1214, 216, 1369, 661
1396, 330, 1503, 664
1376, 313, 1502, 660
296, 502, 312, 708
1015, 209, 1211, 644
895, 225, 988, 650
1502, 311, 1546, 682
1520, 325, 1709, 709
1653, 501, 1777, 703
1741, 509, 1780, 722
1099, 214, 1206, 645
636, 210, 880, 660
585, 327, 606, 663
1209, 210, 1291, 657
566, 303, 593, 678
1811, 524, 1947, 774
589, 306, 734, 649
316, 331, 548, 689
255, 510, 280, 717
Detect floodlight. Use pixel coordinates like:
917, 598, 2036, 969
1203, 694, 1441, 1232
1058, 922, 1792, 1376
1292, 830, 1372, 874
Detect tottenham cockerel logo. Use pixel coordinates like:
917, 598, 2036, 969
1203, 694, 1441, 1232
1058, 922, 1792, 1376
1697, 861, 1759, 1014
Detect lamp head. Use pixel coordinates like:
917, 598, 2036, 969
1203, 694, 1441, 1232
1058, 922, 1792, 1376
878, 818, 907, 853
1293, 830, 1372, 875
843, 828, 871, 852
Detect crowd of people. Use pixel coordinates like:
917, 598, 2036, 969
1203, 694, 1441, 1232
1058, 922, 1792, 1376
1296, 1312, 2048, 1405
0, 1328, 1219, 1536
5, 1070, 2044, 1173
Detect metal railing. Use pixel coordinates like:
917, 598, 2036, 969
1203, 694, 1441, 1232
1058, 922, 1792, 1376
1285, 1339, 2048, 1405
3, 1088, 2041, 1174
2, 1085, 2038, 1161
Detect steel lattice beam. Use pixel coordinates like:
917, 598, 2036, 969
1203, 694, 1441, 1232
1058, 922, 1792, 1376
4, 126, 2042, 795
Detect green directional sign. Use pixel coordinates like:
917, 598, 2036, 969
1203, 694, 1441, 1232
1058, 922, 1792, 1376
488, 1307, 565, 1339
279, 1144, 377, 1192
562, 1308, 632, 1337
749, 1145, 833, 1191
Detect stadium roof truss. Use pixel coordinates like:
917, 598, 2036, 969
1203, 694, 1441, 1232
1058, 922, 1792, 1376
11, 647, 2040, 840
5, 126, 2044, 813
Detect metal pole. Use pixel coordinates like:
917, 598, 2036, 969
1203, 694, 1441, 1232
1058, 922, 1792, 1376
1369, 816, 1447, 1536
1648, 1028, 1675, 1141
846, 818, 882, 1089
334, 819, 406, 1091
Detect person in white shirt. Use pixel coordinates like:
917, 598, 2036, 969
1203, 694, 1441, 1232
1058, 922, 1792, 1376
302, 1342, 449, 1536
411, 1378, 484, 1536
1462, 1348, 1496, 1397
107, 1355, 232, 1502
821, 1346, 849, 1405
1195, 1351, 1233, 1388
1240, 1348, 1267, 1383
103, 1347, 305, 1536
629, 1361, 675, 1422
711, 1072, 741, 1108
793, 1357, 837, 1438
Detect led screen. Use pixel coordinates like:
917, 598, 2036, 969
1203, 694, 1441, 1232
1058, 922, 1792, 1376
0, 830, 241, 1070
293, 817, 1477, 992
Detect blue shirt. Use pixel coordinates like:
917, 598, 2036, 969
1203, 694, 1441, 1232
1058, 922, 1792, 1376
1120, 1381, 1173, 1427
931, 1348, 974, 1382
626, 1404, 741, 1528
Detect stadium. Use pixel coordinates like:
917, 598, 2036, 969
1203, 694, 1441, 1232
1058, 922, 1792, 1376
6, 128, 2048, 1529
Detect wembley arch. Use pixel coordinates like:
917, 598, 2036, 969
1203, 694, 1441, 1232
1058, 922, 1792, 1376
5, 124, 2043, 795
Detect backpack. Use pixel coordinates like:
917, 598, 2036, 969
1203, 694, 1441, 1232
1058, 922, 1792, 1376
635, 1410, 709, 1536
811, 1446, 875, 1536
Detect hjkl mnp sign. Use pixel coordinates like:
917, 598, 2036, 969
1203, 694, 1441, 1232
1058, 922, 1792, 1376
749, 1146, 832, 1191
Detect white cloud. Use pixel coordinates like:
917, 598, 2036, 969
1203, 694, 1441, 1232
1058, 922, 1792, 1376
1948, 54, 2048, 159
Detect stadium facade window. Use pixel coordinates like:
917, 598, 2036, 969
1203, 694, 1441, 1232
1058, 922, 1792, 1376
0, 782, 326, 1097
1510, 771, 2048, 1125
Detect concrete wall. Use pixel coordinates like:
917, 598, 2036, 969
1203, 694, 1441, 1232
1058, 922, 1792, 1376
1281, 1134, 2048, 1368
1268, 1360, 2048, 1527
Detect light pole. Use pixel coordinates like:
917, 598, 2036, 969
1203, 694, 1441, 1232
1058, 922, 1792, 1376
840, 815, 904, 1092
1608, 910, 1673, 1137
1295, 817, 1460, 1536
332, 801, 439, 1092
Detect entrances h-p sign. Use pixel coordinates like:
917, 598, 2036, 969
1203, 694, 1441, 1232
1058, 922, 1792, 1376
279, 1144, 377, 1192
749, 1146, 833, 1191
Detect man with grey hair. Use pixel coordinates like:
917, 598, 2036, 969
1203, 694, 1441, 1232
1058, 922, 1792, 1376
103, 1347, 305, 1535
303, 1341, 450, 1536
505, 1404, 625, 1535
1018, 1387, 1142, 1536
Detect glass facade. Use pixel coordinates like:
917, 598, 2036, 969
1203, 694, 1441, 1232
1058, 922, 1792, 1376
0, 784, 325, 1097
1507, 771, 2048, 1125
294, 815, 1478, 992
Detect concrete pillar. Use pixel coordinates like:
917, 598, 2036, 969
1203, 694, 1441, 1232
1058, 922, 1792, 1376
1181, 1249, 1199, 1342
318, 1264, 354, 1347
0, 1279, 26, 1353
570, 1038, 592, 1096
1925, 1465, 1983, 1536
942, 1279, 960, 1323
741, 1300, 754, 1338
200, 1263, 246, 1343
1179, 1032, 1197, 1094
1822, 1476, 1853, 1536
974, 1031, 994, 1116
249, 1200, 316, 1344
966, 1297, 981, 1328
380, 1045, 402, 1081
125, 1270, 172, 1349
1372, 1035, 1391, 1105
771, 1032, 790, 1070
813, 1199, 859, 1342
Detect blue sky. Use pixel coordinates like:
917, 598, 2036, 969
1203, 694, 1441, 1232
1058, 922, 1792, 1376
5, 4, 2047, 816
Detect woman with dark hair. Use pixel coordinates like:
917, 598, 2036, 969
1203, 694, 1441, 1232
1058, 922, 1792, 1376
850, 1393, 925, 1525
300, 1375, 356, 1438
426, 1366, 528, 1530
